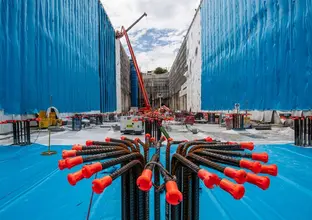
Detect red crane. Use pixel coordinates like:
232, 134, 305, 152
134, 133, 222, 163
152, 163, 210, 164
116, 13, 151, 112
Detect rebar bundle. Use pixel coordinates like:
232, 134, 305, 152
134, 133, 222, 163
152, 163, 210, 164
293, 116, 312, 146
144, 119, 162, 141
0, 119, 35, 145
232, 113, 245, 129
58, 135, 278, 220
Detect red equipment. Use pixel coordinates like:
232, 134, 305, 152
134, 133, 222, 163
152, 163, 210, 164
184, 116, 195, 125
116, 13, 151, 112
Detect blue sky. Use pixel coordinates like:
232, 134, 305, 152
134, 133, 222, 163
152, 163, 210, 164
101, 0, 200, 71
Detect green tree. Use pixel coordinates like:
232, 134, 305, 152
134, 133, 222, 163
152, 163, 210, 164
154, 67, 168, 74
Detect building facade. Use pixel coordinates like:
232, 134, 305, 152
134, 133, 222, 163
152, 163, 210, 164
139, 72, 170, 109
116, 41, 131, 112
168, 40, 187, 111
186, 8, 201, 112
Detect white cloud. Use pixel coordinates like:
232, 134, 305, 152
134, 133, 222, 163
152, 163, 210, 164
100, 0, 201, 71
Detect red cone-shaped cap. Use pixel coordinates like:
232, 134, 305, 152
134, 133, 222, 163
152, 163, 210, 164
67, 170, 84, 186
65, 156, 83, 169
92, 176, 113, 194
240, 159, 262, 173
58, 159, 67, 170
62, 150, 77, 159
86, 140, 93, 146
82, 163, 103, 178
246, 173, 270, 190
224, 167, 247, 184
220, 179, 245, 200
240, 142, 254, 150
165, 181, 183, 205
252, 152, 269, 163
260, 164, 278, 176
136, 169, 153, 191
205, 137, 213, 142
197, 169, 220, 189
72, 144, 83, 151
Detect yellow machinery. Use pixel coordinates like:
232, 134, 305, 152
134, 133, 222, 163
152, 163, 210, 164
38, 109, 62, 129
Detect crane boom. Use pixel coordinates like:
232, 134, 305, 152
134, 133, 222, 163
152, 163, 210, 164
116, 13, 151, 111
122, 26, 151, 110
126, 13, 147, 33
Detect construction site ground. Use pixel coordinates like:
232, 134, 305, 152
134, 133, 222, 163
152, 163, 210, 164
0, 122, 311, 219
0, 122, 294, 146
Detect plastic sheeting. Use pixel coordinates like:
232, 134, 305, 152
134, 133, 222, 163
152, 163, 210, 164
98, 5, 116, 113
0, 0, 116, 114
1, 143, 312, 219
201, 0, 312, 111
130, 60, 139, 107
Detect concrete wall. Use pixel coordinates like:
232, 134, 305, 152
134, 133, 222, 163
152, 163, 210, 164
120, 44, 131, 112
186, 9, 202, 112
116, 40, 131, 113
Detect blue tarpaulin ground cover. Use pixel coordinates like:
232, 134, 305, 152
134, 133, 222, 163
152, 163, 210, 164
0, 143, 311, 219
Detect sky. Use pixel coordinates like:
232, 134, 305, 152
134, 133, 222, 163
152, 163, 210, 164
100, 0, 201, 72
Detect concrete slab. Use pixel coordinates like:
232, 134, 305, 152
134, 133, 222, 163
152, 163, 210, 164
0, 122, 294, 146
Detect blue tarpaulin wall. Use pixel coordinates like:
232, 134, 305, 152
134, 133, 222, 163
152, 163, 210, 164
130, 60, 139, 107
99, 5, 116, 113
0, 0, 116, 114
201, 0, 312, 111
0, 143, 312, 219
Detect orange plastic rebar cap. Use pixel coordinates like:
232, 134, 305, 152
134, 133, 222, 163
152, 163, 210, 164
92, 176, 113, 194
240, 159, 262, 174
134, 138, 140, 142
65, 156, 83, 169
165, 181, 183, 205
252, 152, 269, 163
72, 144, 83, 151
246, 173, 270, 190
86, 140, 93, 146
136, 169, 153, 191
197, 169, 220, 189
240, 142, 254, 151
205, 137, 213, 142
82, 163, 103, 178
224, 167, 247, 184
58, 159, 67, 170
62, 150, 77, 159
260, 164, 278, 176
67, 170, 84, 186
219, 179, 245, 200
